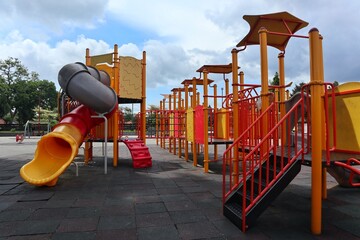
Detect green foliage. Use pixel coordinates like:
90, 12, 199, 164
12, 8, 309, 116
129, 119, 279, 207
269, 72, 280, 86
147, 105, 159, 125
148, 104, 159, 111
0, 57, 57, 124
120, 106, 134, 122
291, 82, 306, 96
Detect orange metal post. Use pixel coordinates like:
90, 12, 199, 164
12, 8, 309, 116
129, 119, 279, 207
84, 48, 93, 164
184, 83, 189, 161
141, 51, 147, 144
259, 28, 269, 157
239, 71, 244, 91
225, 78, 230, 161
231, 49, 239, 184
322, 168, 327, 199
279, 52, 286, 143
113, 44, 120, 167
213, 84, 218, 161
319, 35, 327, 199
169, 94, 172, 153
161, 98, 166, 149
309, 28, 324, 235
158, 100, 162, 146
192, 77, 198, 166
173, 90, 177, 155
160, 100, 163, 148
203, 70, 209, 172
178, 89, 182, 158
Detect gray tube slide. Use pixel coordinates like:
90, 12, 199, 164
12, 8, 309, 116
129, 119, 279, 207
284, 92, 308, 130
58, 62, 117, 114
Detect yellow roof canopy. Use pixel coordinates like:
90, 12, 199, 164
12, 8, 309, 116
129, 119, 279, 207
237, 11, 309, 51
196, 64, 236, 74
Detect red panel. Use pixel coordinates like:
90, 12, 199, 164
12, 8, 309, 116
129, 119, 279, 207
174, 112, 179, 138
195, 105, 204, 144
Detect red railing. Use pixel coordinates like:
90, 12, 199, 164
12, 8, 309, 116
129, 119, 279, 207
222, 85, 260, 109
334, 158, 360, 187
301, 83, 337, 165
222, 94, 307, 231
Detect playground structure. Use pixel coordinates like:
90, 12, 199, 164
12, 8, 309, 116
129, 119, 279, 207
20, 45, 152, 187
15, 120, 51, 144
155, 12, 360, 234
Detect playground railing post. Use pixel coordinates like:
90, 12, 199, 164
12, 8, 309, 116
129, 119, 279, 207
309, 28, 324, 235
231, 49, 239, 185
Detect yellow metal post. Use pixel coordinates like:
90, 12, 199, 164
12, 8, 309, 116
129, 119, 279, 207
203, 70, 209, 172
309, 28, 324, 235
231, 49, 239, 184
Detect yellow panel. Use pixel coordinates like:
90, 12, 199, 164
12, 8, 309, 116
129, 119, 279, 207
328, 82, 360, 152
119, 56, 142, 99
216, 108, 229, 139
91, 53, 113, 66
169, 113, 174, 137
186, 108, 194, 142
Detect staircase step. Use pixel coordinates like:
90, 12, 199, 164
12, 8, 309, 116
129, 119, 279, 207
224, 201, 244, 229
224, 159, 302, 231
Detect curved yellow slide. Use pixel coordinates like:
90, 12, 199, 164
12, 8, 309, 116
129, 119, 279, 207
20, 63, 117, 186
20, 124, 81, 186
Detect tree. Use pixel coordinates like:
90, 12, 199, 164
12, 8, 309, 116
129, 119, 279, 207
0, 57, 30, 122
147, 105, 159, 126
0, 57, 57, 124
148, 104, 159, 111
120, 106, 134, 122
0, 80, 10, 118
269, 72, 280, 86
291, 82, 306, 96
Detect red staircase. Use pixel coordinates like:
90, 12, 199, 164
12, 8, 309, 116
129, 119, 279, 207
122, 139, 152, 168
222, 93, 307, 232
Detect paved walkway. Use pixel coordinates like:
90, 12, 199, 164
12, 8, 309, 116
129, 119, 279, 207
0, 136, 359, 239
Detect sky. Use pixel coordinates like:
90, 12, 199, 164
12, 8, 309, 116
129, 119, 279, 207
0, 0, 359, 111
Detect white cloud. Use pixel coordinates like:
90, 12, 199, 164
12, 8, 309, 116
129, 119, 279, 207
106, 0, 234, 51
144, 40, 196, 88
0, 0, 360, 107
0, 32, 112, 89
0, 0, 108, 39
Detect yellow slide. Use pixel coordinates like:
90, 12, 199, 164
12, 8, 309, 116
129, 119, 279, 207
20, 63, 117, 186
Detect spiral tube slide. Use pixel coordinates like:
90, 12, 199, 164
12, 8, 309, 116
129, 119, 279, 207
20, 63, 117, 186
